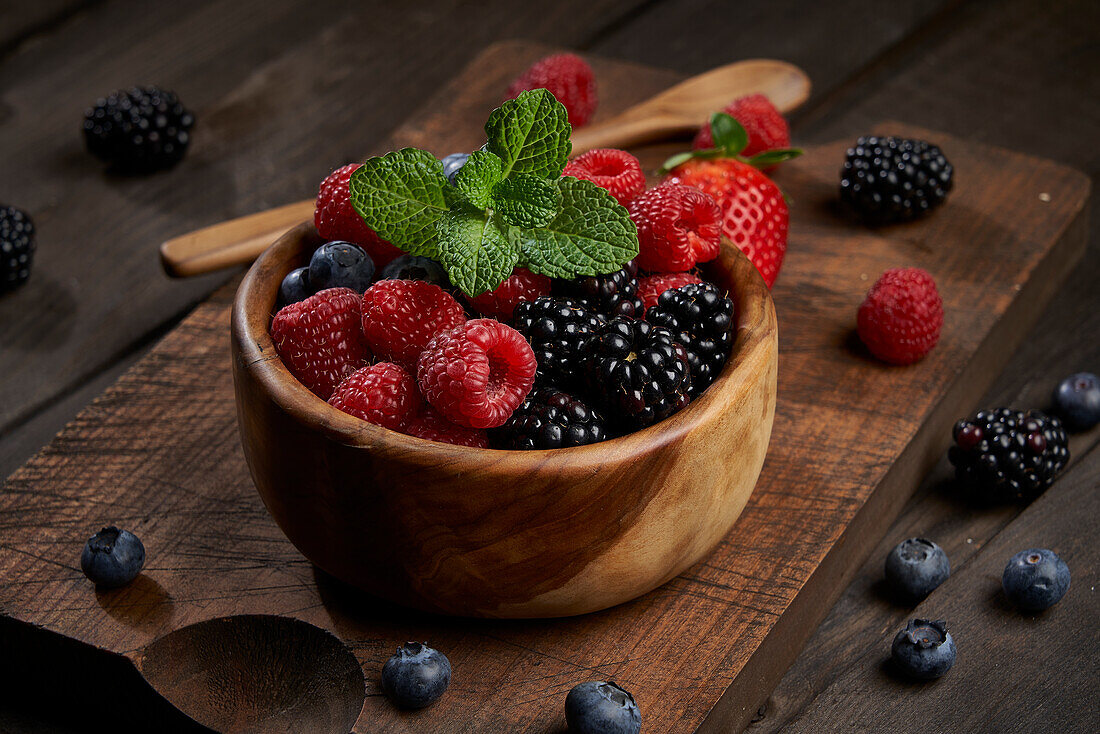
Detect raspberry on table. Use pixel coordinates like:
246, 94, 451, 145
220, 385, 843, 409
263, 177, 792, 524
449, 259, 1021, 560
506, 53, 597, 127
0, 205, 35, 293
857, 267, 943, 365
417, 319, 537, 429
328, 362, 422, 431
692, 93, 790, 159
646, 283, 735, 395
840, 136, 953, 224
466, 267, 551, 320
637, 272, 705, 313
583, 317, 692, 430
403, 406, 489, 448
562, 149, 646, 206
83, 86, 194, 172
628, 184, 722, 272
512, 296, 606, 389
271, 287, 372, 400
315, 164, 404, 266
552, 259, 644, 319
491, 387, 608, 450
361, 279, 466, 371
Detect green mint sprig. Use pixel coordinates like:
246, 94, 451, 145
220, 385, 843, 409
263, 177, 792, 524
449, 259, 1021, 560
658, 112, 803, 175
349, 89, 638, 297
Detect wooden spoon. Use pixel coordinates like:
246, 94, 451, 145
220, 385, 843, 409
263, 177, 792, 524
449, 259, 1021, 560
159, 59, 810, 278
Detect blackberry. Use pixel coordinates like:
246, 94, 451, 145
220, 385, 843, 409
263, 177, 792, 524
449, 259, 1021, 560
83, 86, 194, 172
840, 136, 953, 223
645, 283, 734, 395
0, 206, 35, 293
491, 387, 607, 450
553, 259, 644, 318
948, 408, 1068, 501
583, 317, 692, 431
513, 296, 605, 388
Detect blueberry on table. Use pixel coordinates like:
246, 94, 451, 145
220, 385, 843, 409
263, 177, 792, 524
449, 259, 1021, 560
381, 642, 451, 709
890, 619, 956, 680
278, 266, 311, 305
565, 681, 641, 734
1052, 372, 1100, 431
1002, 548, 1070, 611
885, 537, 950, 602
440, 152, 470, 184
81, 527, 145, 588
379, 254, 451, 290
309, 241, 375, 292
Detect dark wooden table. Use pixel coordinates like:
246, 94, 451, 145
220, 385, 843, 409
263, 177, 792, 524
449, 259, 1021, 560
1, 0, 1096, 731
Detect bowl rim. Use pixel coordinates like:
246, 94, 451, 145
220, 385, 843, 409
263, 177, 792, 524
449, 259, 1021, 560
231, 222, 777, 472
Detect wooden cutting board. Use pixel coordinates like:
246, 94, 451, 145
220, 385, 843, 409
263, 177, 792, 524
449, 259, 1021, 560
0, 42, 1089, 733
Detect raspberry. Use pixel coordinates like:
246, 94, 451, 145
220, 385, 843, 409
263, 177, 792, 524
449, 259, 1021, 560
361, 280, 466, 371
857, 268, 943, 365
417, 319, 537, 429
271, 287, 372, 399
328, 362, 422, 431
691, 94, 790, 159
404, 406, 488, 448
562, 149, 646, 206
628, 184, 722, 272
466, 268, 551, 320
506, 53, 597, 128
637, 272, 704, 312
315, 164, 403, 266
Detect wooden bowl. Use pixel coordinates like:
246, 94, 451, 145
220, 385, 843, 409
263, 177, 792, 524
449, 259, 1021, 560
231, 223, 778, 618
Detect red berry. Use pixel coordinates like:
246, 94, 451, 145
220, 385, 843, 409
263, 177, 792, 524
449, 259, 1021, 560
466, 268, 551, 320
328, 362, 422, 431
361, 279, 466, 371
417, 319, 537, 429
506, 53, 597, 128
270, 287, 372, 400
315, 164, 403, 266
562, 148, 646, 206
857, 267, 943, 365
404, 405, 489, 448
692, 93, 790, 159
637, 272, 705, 312
628, 184, 722, 272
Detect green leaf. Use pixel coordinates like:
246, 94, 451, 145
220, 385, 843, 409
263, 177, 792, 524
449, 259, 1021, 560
435, 210, 519, 296
491, 174, 562, 228
710, 112, 748, 156
517, 177, 638, 279
746, 147, 805, 167
485, 89, 571, 179
453, 150, 503, 208
349, 148, 449, 259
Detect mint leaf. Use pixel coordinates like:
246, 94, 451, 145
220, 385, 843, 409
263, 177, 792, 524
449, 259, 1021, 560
453, 150, 502, 208
746, 148, 804, 167
485, 89, 571, 179
435, 211, 519, 296
710, 112, 749, 156
349, 148, 449, 258
517, 177, 638, 279
491, 174, 561, 228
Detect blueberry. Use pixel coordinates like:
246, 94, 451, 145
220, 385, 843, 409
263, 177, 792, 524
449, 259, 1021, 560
381, 642, 451, 709
278, 266, 311, 305
308, 241, 375, 292
885, 537, 950, 602
1002, 548, 1070, 610
1052, 372, 1100, 430
440, 152, 470, 185
81, 526, 145, 588
379, 254, 451, 290
890, 619, 956, 680
564, 681, 641, 734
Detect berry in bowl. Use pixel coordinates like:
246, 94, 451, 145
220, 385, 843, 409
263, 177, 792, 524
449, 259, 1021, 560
231, 91, 778, 617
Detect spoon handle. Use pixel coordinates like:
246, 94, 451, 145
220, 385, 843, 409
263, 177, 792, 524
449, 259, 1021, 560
570, 114, 697, 157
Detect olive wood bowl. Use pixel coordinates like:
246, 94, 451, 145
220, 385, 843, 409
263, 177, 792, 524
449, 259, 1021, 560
231, 222, 778, 618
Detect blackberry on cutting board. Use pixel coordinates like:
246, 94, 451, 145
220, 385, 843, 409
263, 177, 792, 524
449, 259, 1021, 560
83, 86, 195, 172
513, 296, 605, 388
583, 317, 692, 431
552, 259, 644, 318
490, 387, 608, 450
948, 408, 1068, 501
0, 205, 35, 293
645, 283, 734, 395
839, 136, 953, 224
